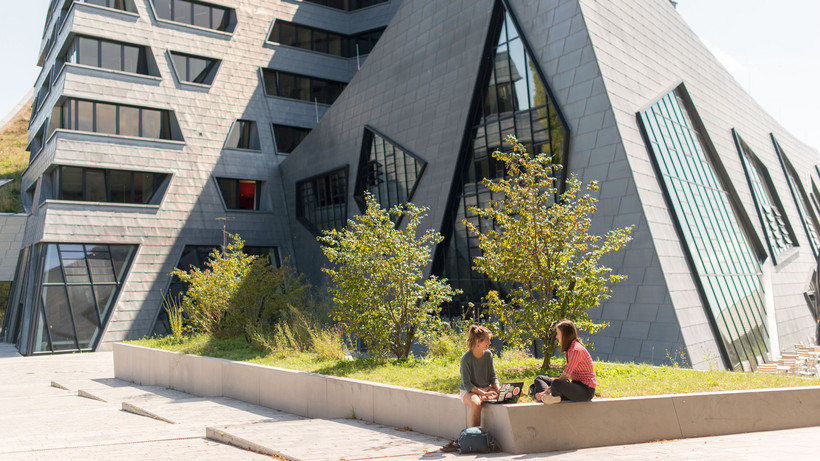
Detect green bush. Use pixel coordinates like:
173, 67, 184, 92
420, 321, 468, 361
171, 235, 311, 337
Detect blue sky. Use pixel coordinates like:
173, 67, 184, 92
1, 0, 818, 151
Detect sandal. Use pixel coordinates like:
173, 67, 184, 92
440, 439, 460, 452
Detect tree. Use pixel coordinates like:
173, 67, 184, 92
171, 235, 307, 337
467, 136, 633, 370
319, 193, 460, 359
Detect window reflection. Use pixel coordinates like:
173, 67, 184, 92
296, 168, 347, 234
56, 166, 168, 205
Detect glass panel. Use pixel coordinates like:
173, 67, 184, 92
188, 56, 209, 83
85, 169, 107, 202
42, 285, 75, 351
109, 245, 135, 282
212, 7, 227, 31
34, 304, 51, 353
275, 21, 296, 46
86, 245, 116, 283
154, 0, 172, 20
273, 125, 310, 153
61, 249, 90, 284
94, 284, 116, 319
171, 52, 188, 81
192, 2, 210, 28
173, 0, 190, 24
122, 45, 140, 74
119, 105, 140, 137
134, 172, 156, 204
238, 180, 257, 210
77, 100, 94, 132
110, 170, 132, 203
66, 285, 99, 349
61, 166, 83, 201
95, 103, 117, 135
100, 40, 121, 71
218, 178, 237, 208
78, 37, 98, 67
42, 244, 64, 284
141, 109, 162, 138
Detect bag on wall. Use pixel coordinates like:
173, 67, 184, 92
458, 427, 501, 454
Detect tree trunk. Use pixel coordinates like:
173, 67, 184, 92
540, 334, 558, 371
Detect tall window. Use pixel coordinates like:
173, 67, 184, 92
438, 1, 568, 312
217, 178, 260, 210
272, 124, 310, 154
733, 130, 795, 262
55, 166, 168, 204
65, 35, 151, 75
772, 135, 820, 257
224, 120, 260, 150
354, 127, 426, 220
262, 69, 346, 105
32, 243, 137, 353
639, 85, 769, 371
302, 0, 388, 11
169, 51, 219, 84
268, 20, 384, 58
296, 168, 347, 234
52, 98, 182, 141
151, 0, 233, 31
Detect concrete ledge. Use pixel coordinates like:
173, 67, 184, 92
113, 343, 820, 454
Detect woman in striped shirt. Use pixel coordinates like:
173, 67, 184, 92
533, 319, 597, 404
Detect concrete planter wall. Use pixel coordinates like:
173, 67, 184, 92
114, 343, 820, 454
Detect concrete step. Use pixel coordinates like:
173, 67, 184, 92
205, 418, 460, 461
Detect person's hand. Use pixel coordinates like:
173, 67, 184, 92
484, 390, 498, 400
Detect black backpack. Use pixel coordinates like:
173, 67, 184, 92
458, 427, 501, 454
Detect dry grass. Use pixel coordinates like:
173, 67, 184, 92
0, 101, 32, 213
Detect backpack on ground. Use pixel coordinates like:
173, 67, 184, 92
458, 427, 501, 454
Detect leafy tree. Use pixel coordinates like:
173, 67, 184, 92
319, 193, 460, 359
467, 136, 633, 370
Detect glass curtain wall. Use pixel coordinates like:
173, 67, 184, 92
438, 1, 568, 314
772, 135, 820, 257
639, 87, 769, 371
6, 244, 137, 354
296, 168, 348, 234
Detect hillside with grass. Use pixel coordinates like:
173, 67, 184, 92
0, 101, 32, 213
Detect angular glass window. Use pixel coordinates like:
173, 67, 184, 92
151, 0, 234, 32
733, 130, 795, 262
272, 124, 310, 154
169, 51, 219, 85
224, 120, 261, 150
438, 0, 568, 314
53, 98, 183, 141
354, 127, 426, 221
639, 85, 769, 372
66, 35, 151, 75
28, 243, 136, 354
267, 20, 384, 59
772, 135, 820, 257
56, 166, 169, 205
217, 178, 261, 210
261, 69, 346, 105
296, 167, 347, 235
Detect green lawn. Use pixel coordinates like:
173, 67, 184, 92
0, 102, 31, 213
131, 334, 820, 401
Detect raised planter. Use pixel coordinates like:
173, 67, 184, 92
113, 343, 820, 454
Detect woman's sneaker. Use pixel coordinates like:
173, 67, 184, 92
541, 393, 561, 404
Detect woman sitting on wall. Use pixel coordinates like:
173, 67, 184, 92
532, 319, 596, 404
460, 325, 501, 426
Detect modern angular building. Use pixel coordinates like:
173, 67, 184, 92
3, 0, 819, 372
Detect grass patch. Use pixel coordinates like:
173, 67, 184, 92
0, 102, 31, 213
131, 334, 820, 400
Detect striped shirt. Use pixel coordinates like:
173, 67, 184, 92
564, 340, 596, 388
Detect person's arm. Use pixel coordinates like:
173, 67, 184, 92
489, 352, 500, 393
460, 354, 478, 392
560, 343, 577, 381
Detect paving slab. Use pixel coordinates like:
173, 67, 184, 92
206, 418, 449, 460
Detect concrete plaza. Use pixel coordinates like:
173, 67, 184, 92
1, 343, 818, 460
